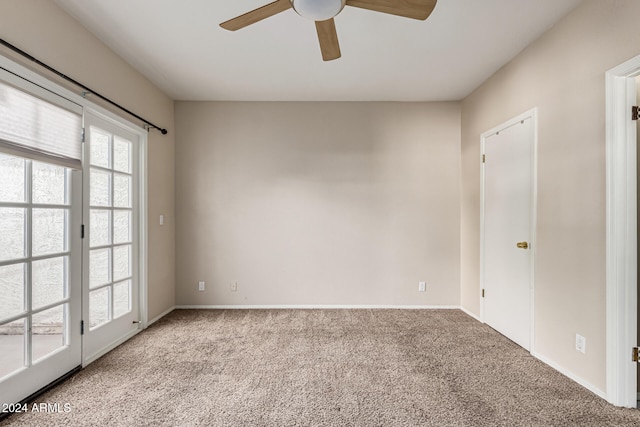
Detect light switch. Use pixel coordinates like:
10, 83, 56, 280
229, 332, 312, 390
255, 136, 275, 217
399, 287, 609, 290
159, 214, 164, 225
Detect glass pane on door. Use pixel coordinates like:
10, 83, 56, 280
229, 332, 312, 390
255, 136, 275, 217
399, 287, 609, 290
0, 208, 25, 262
0, 263, 25, 321
113, 280, 131, 319
0, 319, 25, 379
32, 208, 67, 256
32, 257, 67, 309
87, 125, 135, 332
89, 288, 109, 329
90, 129, 111, 169
113, 136, 131, 174
0, 153, 78, 394
32, 162, 67, 205
90, 248, 111, 288
113, 210, 131, 244
90, 209, 111, 247
32, 304, 66, 363
0, 154, 25, 203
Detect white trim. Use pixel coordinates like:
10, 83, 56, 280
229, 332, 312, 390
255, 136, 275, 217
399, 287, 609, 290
148, 306, 175, 326
82, 329, 140, 367
605, 55, 640, 408
531, 350, 608, 401
174, 305, 462, 310
460, 306, 481, 322
138, 126, 149, 329
479, 108, 538, 354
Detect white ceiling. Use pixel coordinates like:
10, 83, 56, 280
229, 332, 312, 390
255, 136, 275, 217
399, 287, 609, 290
53, 0, 582, 102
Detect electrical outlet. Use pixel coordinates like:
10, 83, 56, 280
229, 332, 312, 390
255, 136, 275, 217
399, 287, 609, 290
230, 282, 237, 292
198, 281, 205, 291
576, 334, 586, 354
418, 281, 426, 292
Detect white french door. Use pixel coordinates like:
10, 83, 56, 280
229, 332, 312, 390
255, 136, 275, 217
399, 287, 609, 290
0, 61, 146, 406
0, 155, 82, 406
82, 113, 141, 363
481, 112, 536, 351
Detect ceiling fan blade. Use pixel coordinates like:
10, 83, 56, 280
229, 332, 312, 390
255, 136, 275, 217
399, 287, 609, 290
346, 0, 437, 20
220, 0, 292, 31
315, 19, 341, 61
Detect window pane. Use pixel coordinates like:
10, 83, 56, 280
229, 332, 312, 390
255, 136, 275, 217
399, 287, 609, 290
0, 153, 25, 203
32, 257, 66, 309
90, 248, 111, 288
113, 210, 131, 244
0, 318, 25, 378
0, 208, 25, 261
113, 136, 131, 173
113, 174, 131, 208
0, 263, 25, 321
32, 208, 67, 256
90, 288, 109, 329
32, 304, 65, 362
32, 161, 66, 205
113, 245, 131, 282
90, 129, 111, 169
90, 209, 111, 248
113, 280, 131, 319
90, 169, 111, 207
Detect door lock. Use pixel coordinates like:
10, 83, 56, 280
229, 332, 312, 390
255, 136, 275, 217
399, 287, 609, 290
516, 241, 529, 249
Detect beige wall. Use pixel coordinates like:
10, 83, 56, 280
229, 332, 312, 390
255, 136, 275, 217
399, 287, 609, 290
0, 0, 176, 320
175, 102, 460, 306
461, 0, 640, 393
6, 0, 639, 399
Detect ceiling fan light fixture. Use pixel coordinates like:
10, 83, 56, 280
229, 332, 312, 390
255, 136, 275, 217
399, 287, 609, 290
290, 0, 346, 21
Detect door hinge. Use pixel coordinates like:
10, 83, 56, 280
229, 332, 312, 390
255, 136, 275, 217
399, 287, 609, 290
81, 224, 85, 239
482, 289, 485, 298
633, 347, 639, 362
81, 127, 85, 142
81, 320, 84, 335
632, 106, 639, 121
482, 154, 486, 163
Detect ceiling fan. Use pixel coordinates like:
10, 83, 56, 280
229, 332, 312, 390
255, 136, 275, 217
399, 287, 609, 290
220, 0, 437, 61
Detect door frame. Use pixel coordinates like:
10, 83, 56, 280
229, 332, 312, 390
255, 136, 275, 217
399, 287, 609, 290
81, 109, 148, 365
0, 55, 150, 366
480, 108, 538, 353
605, 54, 640, 407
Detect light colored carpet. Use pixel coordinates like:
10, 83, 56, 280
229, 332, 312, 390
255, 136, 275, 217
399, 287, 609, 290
2, 309, 640, 426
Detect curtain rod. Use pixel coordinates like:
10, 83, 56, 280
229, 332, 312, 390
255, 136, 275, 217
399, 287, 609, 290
0, 38, 168, 135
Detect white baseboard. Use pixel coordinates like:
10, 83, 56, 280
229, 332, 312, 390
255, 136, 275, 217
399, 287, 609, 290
460, 306, 482, 322
147, 306, 175, 326
531, 351, 608, 401
174, 304, 461, 310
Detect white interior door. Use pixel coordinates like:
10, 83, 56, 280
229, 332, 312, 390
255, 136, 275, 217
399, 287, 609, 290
0, 155, 82, 406
82, 113, 140, 364
482, 115, 535, 351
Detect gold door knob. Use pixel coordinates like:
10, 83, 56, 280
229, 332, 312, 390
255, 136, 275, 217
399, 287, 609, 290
516, 241, 529, 249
